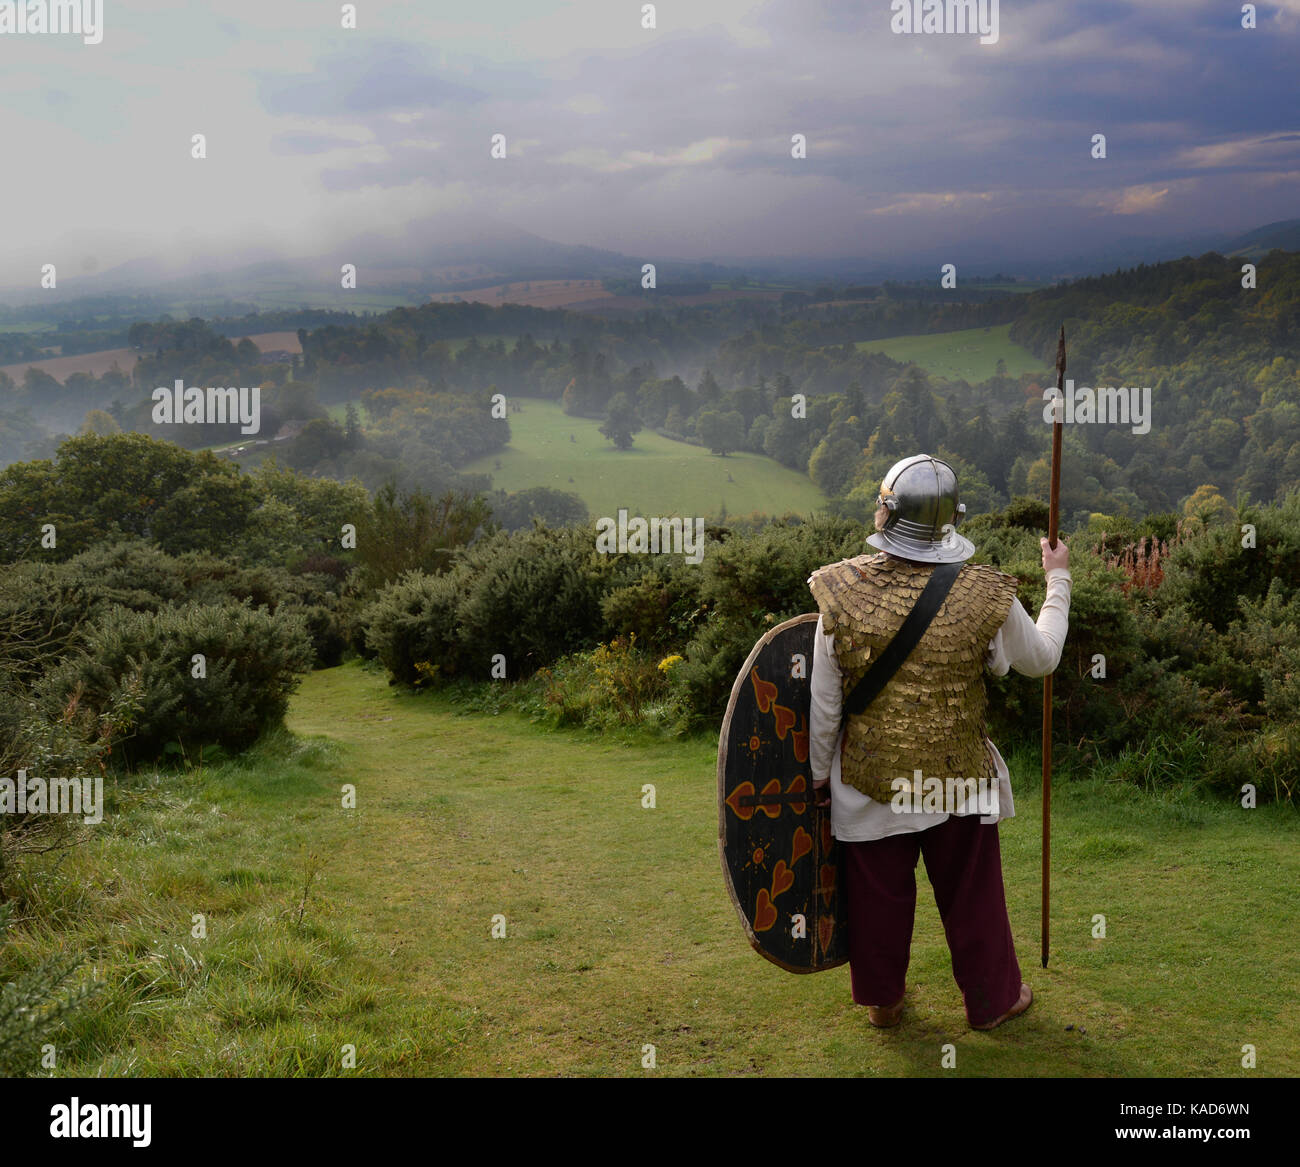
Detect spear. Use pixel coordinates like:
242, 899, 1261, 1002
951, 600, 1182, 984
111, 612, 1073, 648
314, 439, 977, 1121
1042, 324, 1065, 969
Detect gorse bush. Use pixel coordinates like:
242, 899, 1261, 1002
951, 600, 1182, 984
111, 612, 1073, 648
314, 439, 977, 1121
362, 525, 610, 682
536, 636, 672, 729
38, 603, 312, 766
672, 514, 864, 725
0, 540, 350, 678
0, 903, 100, 1078
360, 569, 466, 685
361, 493, 1300, 802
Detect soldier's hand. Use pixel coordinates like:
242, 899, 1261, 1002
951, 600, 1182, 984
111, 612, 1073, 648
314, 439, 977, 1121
1041, 536, 1069, 573
814, 780, 831, 809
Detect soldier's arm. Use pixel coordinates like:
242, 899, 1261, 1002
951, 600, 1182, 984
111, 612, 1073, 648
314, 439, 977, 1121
809, 623, 842, 804
987, 538, 1072, 679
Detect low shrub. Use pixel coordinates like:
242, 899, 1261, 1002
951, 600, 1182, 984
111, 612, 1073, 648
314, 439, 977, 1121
38, 603, 312, 766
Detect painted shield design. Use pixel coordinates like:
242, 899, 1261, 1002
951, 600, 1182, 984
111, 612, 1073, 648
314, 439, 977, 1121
717, 613, 847, 973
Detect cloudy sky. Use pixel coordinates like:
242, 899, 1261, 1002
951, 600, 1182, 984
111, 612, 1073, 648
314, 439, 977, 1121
1, 0, 1298, 280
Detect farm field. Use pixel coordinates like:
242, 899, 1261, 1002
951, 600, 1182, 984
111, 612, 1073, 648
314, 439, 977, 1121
462, 397, 826, 517
427, 280, 786, 313
853, 323, 1048, 383
18, 662, 1299, 1076
429, 279, 611, 309
0, 331, 303, 385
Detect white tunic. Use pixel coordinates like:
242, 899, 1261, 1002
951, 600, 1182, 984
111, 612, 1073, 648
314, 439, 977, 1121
808, 567, 1073, 842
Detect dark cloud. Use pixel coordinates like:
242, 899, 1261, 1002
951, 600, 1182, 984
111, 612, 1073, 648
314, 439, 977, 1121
251, 3, 1300, 259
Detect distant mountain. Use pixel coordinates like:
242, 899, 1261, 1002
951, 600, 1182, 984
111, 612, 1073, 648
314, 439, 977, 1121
3, 213, 1296, 310
12, 215, 742, 304
1219, 218, 1300, 259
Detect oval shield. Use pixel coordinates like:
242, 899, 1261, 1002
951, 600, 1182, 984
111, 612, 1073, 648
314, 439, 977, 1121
717, 613, 847, 973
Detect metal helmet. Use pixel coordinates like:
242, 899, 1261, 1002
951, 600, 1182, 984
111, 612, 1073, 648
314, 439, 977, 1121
865, 454, 975, 564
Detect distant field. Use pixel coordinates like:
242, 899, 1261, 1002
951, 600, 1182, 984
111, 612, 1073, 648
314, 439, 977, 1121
429, 280, 785, 313
245, 291, 417, 312
445, 335, 515, 355
974, 282, 1048, 294
0, 331, 301, 385
463, 398, 825, 517
237, 330, 303, 354
430, 280, 610, 309
0, 321, 56, 333
853, 323, 1047, 382
0, 346, 138, 384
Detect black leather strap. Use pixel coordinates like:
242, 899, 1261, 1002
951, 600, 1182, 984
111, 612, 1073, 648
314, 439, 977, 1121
839, 561, 963, 729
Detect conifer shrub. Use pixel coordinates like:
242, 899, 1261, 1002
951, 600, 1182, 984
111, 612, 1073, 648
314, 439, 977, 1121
37, 603, 312, 765
599, 559, 705, 650
672, 515, 864, 725
360, 568, 469, 684
452, 525, 608, 677
0, 903, 100, 1078
363, 525, 609, 684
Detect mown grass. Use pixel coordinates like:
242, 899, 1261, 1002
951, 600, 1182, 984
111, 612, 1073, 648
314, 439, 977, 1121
461, 397, 826, 518
852, 323, 1047, 382
6, 661, 1297, 1076
1, 729, 474, 1076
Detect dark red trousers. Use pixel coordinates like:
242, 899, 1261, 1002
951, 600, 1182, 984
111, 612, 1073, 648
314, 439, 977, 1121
841, 813, 1022, 1026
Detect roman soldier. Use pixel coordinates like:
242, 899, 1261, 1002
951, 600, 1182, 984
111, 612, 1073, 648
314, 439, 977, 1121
807, 454, 1072, 1029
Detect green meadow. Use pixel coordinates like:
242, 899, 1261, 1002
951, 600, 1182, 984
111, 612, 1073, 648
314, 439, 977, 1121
464, 397, 826, 517
11, 662, 1298, 1077
853, 323, 1048, 383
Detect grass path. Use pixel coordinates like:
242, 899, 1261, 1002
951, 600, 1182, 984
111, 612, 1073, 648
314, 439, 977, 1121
285, 663, 1300, 1077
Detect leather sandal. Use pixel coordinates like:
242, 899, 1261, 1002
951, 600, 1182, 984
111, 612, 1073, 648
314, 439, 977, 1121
867, 993, 906, 1028
970, 982, 1032, 1030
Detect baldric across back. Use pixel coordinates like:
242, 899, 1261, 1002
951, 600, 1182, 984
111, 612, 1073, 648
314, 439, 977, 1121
808, 552, 1019, 804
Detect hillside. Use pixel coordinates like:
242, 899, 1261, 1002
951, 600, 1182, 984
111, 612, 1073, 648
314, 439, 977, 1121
851, 323, 1047, 382
462, 398, 826, 517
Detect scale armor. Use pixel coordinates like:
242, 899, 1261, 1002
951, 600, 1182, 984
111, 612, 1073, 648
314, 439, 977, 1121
809, 553, 1019, 804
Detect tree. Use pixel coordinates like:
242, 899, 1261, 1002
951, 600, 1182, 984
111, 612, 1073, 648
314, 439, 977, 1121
1182, 483, 1232, 528
344, 402, 363, 449
490, 487, 588, 531
80, 409, 121, 436
0, 433, 260, 562
600, 392, 641, 450
235, 337, 261, 368
697, 409, 744, 456
355, 483, 492, 590
809, 436, 863, 497
285, 417, 347, 470
697, 369, 723, 407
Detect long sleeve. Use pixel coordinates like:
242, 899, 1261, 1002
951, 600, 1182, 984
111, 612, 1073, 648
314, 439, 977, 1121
809, 622, 843, 786
986, 568, 1073, 678
807, 564, 1072, 843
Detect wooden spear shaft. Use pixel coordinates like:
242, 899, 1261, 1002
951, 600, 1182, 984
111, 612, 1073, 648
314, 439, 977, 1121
1042, 325, 1065, 969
